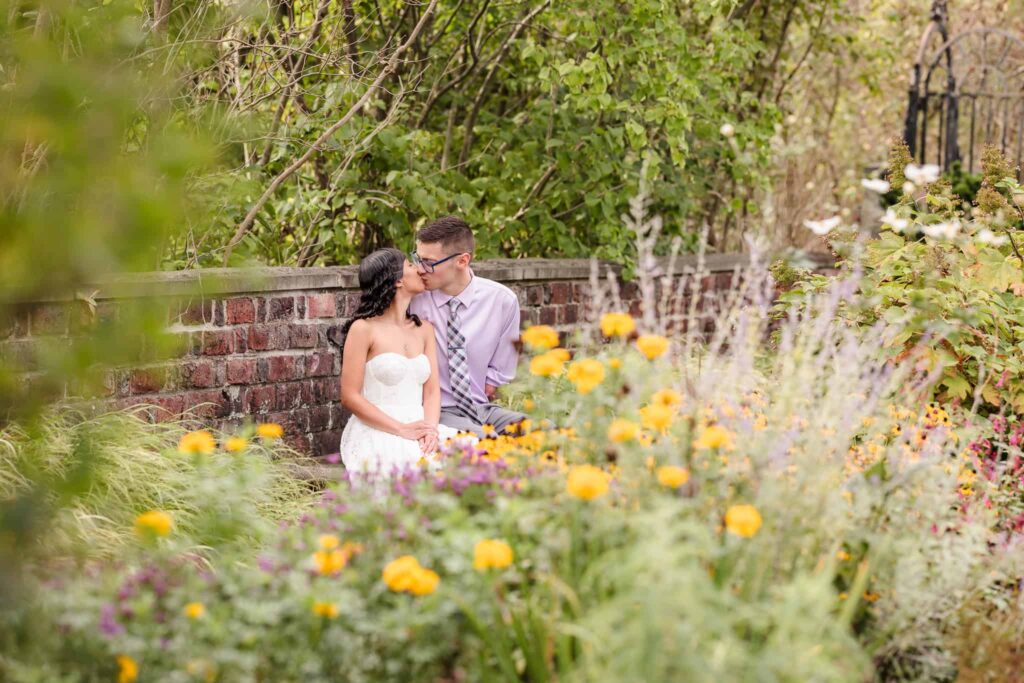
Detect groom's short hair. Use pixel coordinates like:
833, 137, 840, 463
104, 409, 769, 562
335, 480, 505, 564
416, 216, 475, 255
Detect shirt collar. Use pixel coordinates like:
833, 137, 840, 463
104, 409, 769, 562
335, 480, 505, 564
431, 271, 477, 310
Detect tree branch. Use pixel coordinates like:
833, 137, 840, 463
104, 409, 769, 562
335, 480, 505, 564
222, 0, 439, 265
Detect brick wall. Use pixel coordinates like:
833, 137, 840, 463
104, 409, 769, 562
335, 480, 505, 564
0, 254, 833, 457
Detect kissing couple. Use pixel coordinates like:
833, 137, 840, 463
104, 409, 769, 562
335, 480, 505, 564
337, 216, 527, 474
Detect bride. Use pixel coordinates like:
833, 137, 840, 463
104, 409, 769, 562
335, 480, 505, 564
338, 247, 460, 474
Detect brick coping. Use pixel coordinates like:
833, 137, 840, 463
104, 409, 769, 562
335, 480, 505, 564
56, 252, 833, 302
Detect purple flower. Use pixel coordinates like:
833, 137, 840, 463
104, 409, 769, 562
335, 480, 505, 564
99, 603, 124, 638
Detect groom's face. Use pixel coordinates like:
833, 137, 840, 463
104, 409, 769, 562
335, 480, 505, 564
414, 240, 467, 291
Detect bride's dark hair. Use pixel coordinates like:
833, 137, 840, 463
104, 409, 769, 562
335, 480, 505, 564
340, 247, 422, 336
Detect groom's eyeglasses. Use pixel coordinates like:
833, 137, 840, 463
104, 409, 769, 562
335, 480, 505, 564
411, 251, 464, 274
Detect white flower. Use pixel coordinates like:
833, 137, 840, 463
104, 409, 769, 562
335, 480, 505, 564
921, 220, 961, 240
720, 123, 735, 138
803, 216, 842, 235
904, 164, 940, 185
976, 228, 1009, 246
861, 178, 891, 193
881, 208, 910, 233
902, 181, 917, 195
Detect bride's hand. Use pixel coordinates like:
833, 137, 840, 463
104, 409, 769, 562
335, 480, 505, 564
396, 420, 434, 441
419, 431, 439, 455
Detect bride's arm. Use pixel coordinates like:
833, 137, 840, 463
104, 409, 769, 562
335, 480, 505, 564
341, 320, 430, 440
421, 322, 441, 427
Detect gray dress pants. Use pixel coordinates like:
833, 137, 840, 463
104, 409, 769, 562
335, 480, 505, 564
439, 404, 527, 437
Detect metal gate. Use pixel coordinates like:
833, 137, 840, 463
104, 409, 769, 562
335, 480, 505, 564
904, 0, 1024, 175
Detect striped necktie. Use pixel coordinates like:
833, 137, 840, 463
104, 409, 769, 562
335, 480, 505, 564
446, 298, 476, 417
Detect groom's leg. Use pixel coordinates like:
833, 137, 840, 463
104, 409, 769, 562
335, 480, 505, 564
439, 406, 486, 437
479, 405, 527, 434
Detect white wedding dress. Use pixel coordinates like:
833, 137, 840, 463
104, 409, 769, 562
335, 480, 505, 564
339, 353, 460, 474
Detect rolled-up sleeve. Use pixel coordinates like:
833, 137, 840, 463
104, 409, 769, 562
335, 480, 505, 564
485, 296, 521, 387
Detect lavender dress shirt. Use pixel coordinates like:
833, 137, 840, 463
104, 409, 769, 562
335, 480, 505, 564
410, 275, 521, 408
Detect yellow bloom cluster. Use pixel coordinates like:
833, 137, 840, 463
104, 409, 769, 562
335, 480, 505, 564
473, 539, 514, 571
530, 348, 569, 377
312, 600, 340, 619
566, 358, 605, 394
256, 422, 284, 439
178, 430, 216, 455
566, 464, 611, 500
382, 556, 440, 596
521, 325, 560, 350
600, 312, 636, 338
224, 436, 248, 453
656, 465, 689, 488
724, 504, 762, 538
693, 425, 736, 451
607, 418, 640, 443
651, 388, 683, 408
134, 510, 173, 537
117, 655, 139, 683
636, 334, 670, 360
639, 404, 674, 433
312, 535, 363, 576
183, 602, 205, 619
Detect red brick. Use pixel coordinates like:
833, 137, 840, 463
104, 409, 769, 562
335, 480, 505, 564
539, 306, 557, 326
247, 325, 288, 351
275, 381, 304, 410
572, 282, 590, 301
233, 327, 248, 353
549, 282, 571, 305
290, 325, 318, 349
149, 394, 186, 422
226, 298, 256, 324
177, 299, 212, 326
183, 361, 217, 388
312, 429, 344, 457
562, 304, 580, 324
527, 286, 546, 306
129, 367, 166, 395
306, 293, 337, 318
520, 308, 539, 326
199, 330, 233, 356
267, 297, 296, 321
344, 293, 361, 316
30, 304, 69, 336
247, 385, 275, 413
226, 358, 257, 385
329, 403, 350, 429
187, 390, 230, 419
305, 351, 335, 377
265, 355, 301, 382
309, 377, 340, 403
308, 405, 332, 431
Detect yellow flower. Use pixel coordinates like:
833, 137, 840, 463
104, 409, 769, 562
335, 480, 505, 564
178, 430, 216, 455
383, 556, 439, 595
224, 436, 248, 453
549, 348, 570, 362
837, 550, 851, 561
256, 422, 284, 439
521, 325, 560, 350
473, 539, 514, 571
117, 655, 138, 683
600, 312, 636, 338
312, 600, 340, 619
608, 357, 623, 369
651, 388, 683, 408
409, 568, 440, 596
566, 464, 610, 501
313, 549, 348, 575
724, 504, 763, 538
566, 358, 605, 394
693, 424, 735, 451
636, 334, 670, 360
523, 398, 535, 411
134, 510, 173, 537
656, 465, 690, 488
607, 418, 641, 443
529, 350, 566, 377
482, 424, 496, 436
183, 602, 205, 619
639, 404, 674, 433
319, 534, 340, 551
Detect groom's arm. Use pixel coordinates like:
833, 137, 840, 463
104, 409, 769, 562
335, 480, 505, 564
484, 296, 521, 399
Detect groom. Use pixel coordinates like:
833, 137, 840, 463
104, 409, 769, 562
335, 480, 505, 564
410, 216, 527, 437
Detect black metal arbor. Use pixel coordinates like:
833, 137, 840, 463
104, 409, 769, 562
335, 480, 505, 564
904, 0, 1024, 175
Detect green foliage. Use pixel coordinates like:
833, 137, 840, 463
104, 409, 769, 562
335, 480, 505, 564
781, 142, 1024, 412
